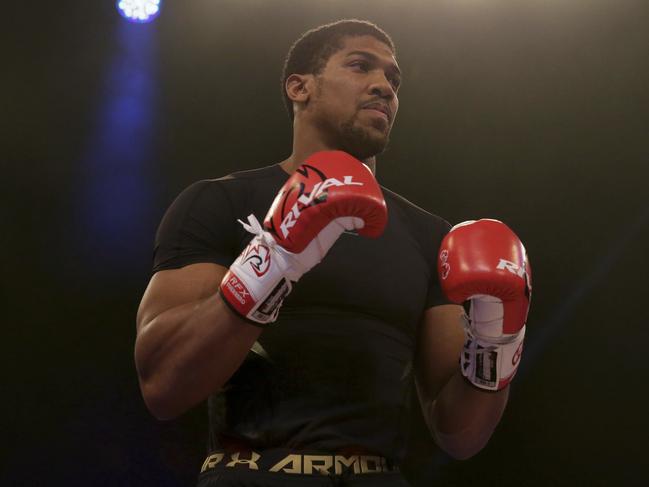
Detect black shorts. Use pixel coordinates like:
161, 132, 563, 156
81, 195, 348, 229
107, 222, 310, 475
196, 450, 412, 487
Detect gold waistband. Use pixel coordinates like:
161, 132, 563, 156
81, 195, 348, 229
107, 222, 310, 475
200, 449, 399, 476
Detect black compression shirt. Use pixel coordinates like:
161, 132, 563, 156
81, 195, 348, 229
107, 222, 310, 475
152, 163, 451, 463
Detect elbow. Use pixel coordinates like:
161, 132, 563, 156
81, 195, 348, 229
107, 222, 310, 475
135, 355, 220, 421
138, 378, 184, 421
134, 334, 183, 421
432, 426, 490, 461
133, 329, 227, 421
134, 356, 182, 421
439, 440, 486, 461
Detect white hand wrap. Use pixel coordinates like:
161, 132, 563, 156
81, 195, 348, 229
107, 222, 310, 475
460, 294, 526, 391
222, 214, 362, 325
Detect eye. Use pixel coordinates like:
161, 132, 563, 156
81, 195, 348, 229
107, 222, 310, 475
350, 60, 370, 71
389, 76, 401, 90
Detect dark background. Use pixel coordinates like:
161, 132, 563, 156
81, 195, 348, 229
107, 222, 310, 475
3, 0, 648, 485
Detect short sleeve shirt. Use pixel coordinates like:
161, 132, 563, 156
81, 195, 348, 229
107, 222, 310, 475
153, 164, 451, 462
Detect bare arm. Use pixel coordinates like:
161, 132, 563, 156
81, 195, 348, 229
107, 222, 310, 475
415, 304, 509, 460
134, 262, 263, 420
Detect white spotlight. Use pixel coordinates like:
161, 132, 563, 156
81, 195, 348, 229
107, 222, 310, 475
116, 0, 161, 24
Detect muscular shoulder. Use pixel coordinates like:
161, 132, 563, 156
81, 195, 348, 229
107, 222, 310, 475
170, 164, 284, 211
153, 163, 286, 273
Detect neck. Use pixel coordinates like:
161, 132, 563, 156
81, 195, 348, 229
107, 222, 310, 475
279, 117, 377, 175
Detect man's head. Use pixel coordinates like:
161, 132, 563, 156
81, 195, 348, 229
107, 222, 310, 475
282, 20, 401, 160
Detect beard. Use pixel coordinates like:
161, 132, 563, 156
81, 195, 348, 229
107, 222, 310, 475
337, 114, 391, 160
311, 81, 391, 160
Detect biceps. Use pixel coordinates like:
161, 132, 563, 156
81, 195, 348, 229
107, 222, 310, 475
415, 304, 466, 403
136, 263, 228, 332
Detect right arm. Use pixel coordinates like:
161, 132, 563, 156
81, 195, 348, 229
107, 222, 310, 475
136, 151, 387, 420
135, 262, 263, 420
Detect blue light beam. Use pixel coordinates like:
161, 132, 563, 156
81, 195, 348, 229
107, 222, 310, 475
74, 20, 159, 279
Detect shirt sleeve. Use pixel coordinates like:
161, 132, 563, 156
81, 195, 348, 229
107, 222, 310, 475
152, 180, 238, 273
424, 216, 453, 309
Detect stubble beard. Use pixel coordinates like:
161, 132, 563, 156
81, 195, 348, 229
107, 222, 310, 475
338, 114, 390, 160
312, 80, 391, 160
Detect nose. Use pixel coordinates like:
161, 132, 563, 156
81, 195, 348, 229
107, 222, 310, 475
369, 73, 396, 101
370, 82, 394, 100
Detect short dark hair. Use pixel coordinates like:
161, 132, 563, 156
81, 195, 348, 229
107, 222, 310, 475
281, 19, 396, 121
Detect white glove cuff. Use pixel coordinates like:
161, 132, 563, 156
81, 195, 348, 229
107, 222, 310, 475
460, 317, 526, 392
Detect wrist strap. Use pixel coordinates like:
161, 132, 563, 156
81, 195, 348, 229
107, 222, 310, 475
460, 318, 525, 391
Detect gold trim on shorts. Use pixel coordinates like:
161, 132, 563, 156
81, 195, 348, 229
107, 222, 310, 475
200, 450, 400, 476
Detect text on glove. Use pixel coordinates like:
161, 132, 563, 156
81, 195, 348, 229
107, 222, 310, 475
280, 176, 363, 238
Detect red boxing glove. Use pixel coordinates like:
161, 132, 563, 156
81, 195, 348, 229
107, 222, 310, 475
221, 151, 387, 325
438, 219, 532, 391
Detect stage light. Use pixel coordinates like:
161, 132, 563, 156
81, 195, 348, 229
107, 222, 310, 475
116, 0, 161, 24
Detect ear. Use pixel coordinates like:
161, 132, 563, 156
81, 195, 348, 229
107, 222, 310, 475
285, 73, 313, 105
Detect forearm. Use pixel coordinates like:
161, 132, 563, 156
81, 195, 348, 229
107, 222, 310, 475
135, 295, 262, 420
423, 371, 509, 459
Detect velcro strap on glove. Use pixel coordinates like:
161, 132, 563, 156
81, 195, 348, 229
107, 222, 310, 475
460, 315, 526, 391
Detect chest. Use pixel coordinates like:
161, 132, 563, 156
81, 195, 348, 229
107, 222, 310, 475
233, 192, 432, 335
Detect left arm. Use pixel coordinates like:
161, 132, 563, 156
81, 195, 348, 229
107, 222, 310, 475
414, 304, 509, 460
415, 219, 532, 459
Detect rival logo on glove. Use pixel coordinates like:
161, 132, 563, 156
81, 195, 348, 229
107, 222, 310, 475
496, 258, 526, 279
280, 175, 363, 238
242, 243, 271, 277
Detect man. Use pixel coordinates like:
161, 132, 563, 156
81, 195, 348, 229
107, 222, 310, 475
135, 19, 531, 486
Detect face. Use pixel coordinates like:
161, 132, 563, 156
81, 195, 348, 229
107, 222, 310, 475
306, 35, 401, 160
